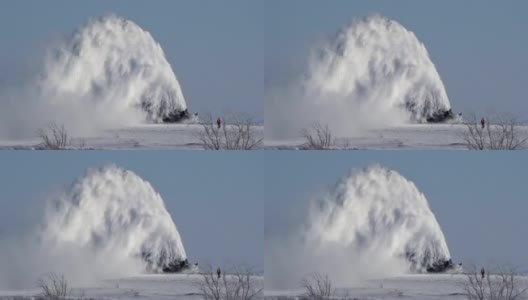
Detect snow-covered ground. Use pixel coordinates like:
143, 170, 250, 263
264, 274, 528, 300
0, 274, 263, 300
265, 124, 528, 150
0, 124, 264, 150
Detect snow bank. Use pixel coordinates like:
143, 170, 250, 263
266, 164, 450, 289
266, 15, 451, 139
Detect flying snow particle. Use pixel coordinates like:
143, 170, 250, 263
40, 164, 187, 273
39, 14, 187, 123
305, 164, 450, 273
266, 15, 452, 138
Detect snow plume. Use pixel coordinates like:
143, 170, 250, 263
265, 164, 450, 289
0, 14, 186, 138
0, 164, 186, 288
266, 15, 450, 139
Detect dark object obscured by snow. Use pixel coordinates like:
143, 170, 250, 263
426, 109, 455, 123
426, 258, 456, 273
141, 249, 191, 273
405, 250, 455, 273
162, 258, 192, 273
162, 108, 191, 123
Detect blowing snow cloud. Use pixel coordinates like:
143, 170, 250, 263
266, 15, 451, 139
40, 14, 187, 123
0, 164, 186, 288
265, 164, 451, 289
0, 14, 187, 138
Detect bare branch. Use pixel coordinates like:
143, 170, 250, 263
196, 114, 263, 150
461, 265, 528, 300
196, 263, 263, 300
37, 273, 70, 299
301, 123, 336, 150
300, 273, 335, 299
461, 113, 528, 150
36, 123, 72, 150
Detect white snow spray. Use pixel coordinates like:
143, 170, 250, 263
0, 14, 187, 138
0, 164, 186, 288
265, 164, 450, 289
266, 15, 451, 139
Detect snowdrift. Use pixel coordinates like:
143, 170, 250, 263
39, 14, 188, 123
40, 164, 187, 273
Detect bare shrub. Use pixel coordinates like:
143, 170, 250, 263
196, 263, 262, 300
37, 273, 70, 299
300, 273, 334, 299
461, 265, 528, 300
301, 123, 336, 150
196, 114, 263, 150
461, 114, 528, 150
197, 114, 222, 150
36, 123, 72, 150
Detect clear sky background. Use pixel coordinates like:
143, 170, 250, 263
265, 0, 528, 117
0, 0, 262, 120
0, 151, 263, 271
265, 151, 528, 271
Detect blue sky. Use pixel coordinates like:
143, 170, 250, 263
265, 0, 528, 117
265, 151, 528, 270
0, 151, 263, 270
0, 0, 262, 119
